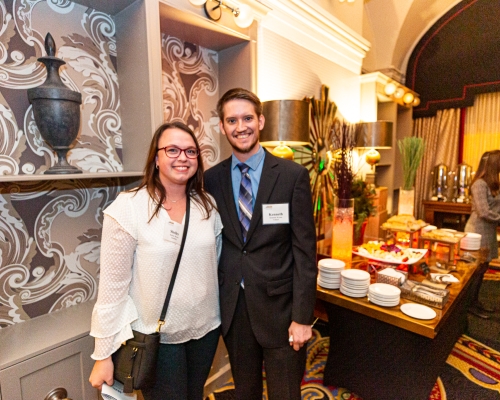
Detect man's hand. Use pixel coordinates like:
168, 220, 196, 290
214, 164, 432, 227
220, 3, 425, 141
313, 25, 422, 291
89, 356, 114, 391
288, 321, 312, 351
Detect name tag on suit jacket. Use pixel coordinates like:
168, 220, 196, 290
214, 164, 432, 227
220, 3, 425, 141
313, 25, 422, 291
262, 203, 289, 225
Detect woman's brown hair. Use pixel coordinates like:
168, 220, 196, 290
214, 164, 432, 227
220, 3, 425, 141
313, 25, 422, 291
472, 150, 500, 196
133, 121, 216, 220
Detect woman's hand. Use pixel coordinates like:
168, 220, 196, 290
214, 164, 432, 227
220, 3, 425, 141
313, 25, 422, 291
89, 356, 114, 391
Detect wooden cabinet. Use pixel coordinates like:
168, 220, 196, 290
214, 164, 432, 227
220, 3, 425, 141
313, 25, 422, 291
365, 187, 388, 241
422, 200, 472, 231
0, 336, 95, 400
0, 301, 97, 400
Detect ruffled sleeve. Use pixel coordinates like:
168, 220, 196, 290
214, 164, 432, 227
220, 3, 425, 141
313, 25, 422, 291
103, 192, 139, 239
90, 215, 138, 360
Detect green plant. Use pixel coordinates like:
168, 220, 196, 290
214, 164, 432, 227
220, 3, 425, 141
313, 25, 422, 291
398, 137, 425, 190
351, 178, 376, 241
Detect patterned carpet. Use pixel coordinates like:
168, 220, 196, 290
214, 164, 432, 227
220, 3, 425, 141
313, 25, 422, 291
206, 329, 500, 400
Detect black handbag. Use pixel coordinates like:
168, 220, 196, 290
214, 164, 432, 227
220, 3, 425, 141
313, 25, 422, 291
112, 196, 190, 393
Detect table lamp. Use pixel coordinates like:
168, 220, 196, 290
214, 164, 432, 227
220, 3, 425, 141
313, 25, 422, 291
356, 121, 393, 184
259, 100, 310, 160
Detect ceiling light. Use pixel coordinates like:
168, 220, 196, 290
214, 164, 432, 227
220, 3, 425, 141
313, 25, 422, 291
190, 0, 255, 28
384, 83, 397, 96
394, 88, 405, 99
403, 92, 415, 104
234, 4, 253, 28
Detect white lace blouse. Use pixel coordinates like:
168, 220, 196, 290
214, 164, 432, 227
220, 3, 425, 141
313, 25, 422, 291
90, 188, 222, 360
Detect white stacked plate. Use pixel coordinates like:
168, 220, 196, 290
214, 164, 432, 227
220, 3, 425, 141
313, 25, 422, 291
460, 233, 481, 250
368, 283, 401, 307
340, 269, 370, 297
317, 258, 345, 289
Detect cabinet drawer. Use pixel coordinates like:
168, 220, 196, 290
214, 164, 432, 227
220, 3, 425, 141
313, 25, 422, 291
0, 335, 97, 400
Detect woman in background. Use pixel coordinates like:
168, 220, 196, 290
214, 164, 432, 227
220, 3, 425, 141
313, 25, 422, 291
89, 121, 222, 399
465, 150, 500, 319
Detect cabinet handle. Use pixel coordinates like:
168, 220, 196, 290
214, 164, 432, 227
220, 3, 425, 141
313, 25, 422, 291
44, 387, 72, 400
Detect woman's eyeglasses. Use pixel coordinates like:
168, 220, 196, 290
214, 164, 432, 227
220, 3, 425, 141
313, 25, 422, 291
158, 146, 199, 159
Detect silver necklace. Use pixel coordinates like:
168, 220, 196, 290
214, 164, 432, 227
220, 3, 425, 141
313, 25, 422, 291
168, 195, 185, 203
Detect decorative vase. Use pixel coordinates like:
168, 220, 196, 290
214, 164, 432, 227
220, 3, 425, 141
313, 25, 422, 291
331, 198, 354, 268
27, 32, 82, 174
398, 187, 415, 216
353, 219, 368, 246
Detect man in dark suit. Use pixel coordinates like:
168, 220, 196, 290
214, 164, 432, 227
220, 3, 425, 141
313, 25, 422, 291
204, 88, 317, 399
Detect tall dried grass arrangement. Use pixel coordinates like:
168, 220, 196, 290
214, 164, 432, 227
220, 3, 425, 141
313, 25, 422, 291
398, 137, 425, 190
331, 120, 357, 203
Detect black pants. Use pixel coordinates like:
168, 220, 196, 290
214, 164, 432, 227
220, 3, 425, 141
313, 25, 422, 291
471, 261, 490, 304
141, 326, 220, 400
224, 288, 306, 400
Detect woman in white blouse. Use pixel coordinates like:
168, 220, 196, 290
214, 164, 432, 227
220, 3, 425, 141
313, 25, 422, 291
89, 122, 222, 399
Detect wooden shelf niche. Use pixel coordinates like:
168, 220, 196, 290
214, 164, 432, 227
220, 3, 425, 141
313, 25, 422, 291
114, 0, 261, 167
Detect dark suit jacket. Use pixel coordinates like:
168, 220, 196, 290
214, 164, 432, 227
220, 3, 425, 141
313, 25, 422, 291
204, 151, 317, 348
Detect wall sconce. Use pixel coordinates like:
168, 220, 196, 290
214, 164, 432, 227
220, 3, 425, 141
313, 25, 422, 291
189, 0, 254, 28
382, 79, 420, 108
356, 121, 393, 184
259, 100, 310, 160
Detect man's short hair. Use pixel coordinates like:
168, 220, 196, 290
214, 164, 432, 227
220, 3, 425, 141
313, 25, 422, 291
217, 88, 262, 120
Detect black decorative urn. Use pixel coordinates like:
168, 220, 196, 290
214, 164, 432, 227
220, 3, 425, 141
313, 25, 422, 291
27, 33, 82, 174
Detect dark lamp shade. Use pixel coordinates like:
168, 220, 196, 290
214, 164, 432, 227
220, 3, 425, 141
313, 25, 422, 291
356, 121, 393, 149
259, 100, 310, 147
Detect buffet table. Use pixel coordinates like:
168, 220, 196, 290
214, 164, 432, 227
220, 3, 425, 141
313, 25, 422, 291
316, 246, 484, 400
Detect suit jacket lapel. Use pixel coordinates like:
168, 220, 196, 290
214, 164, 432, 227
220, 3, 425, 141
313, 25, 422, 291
219, 157, 245, 245
246, 153, 279, 242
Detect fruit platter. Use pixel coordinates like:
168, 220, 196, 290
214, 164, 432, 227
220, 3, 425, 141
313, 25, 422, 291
353, 241, 427, 265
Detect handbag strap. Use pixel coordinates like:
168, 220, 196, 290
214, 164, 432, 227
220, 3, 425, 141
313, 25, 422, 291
156, 195, 190, 332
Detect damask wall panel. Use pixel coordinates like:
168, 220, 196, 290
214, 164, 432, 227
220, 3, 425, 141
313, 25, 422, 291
0, 0, 123, 175
161, 34, 220, 168
0, 0, 127, 328
0, 179, 126, 327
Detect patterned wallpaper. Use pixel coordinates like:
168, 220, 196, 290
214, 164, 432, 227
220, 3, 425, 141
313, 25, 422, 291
161, 34, 220, 168
0, 0, 123, 174
0, 178, 126, 327
0, 1, 221, 327
0, 0, 125, 327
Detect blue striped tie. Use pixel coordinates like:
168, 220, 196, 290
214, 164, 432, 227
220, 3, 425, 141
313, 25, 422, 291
237, 163, 253, 242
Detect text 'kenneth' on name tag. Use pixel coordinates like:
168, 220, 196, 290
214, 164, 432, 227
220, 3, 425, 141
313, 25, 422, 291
262, 203, 289, 224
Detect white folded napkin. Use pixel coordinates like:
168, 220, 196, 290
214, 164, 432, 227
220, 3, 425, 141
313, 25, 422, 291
430, 273, 459, 283
379, 268, 406, 283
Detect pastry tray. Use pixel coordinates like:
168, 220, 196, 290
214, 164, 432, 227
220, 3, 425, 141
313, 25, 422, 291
419, 230, 466, 244
353, 248, 427, 265
381, 223, 428, 233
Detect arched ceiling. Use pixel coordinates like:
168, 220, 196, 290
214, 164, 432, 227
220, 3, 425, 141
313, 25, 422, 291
363, 0, 462, 83
406, 0, 500, 117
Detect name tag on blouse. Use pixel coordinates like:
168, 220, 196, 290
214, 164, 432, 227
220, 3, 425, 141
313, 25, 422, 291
262, 203, 290, 224
164, 220, 183, 244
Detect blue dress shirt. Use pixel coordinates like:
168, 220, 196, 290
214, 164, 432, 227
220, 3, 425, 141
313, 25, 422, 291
231, 145, 265, 215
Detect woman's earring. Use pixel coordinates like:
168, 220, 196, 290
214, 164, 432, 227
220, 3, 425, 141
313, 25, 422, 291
156, 164, 159, 170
